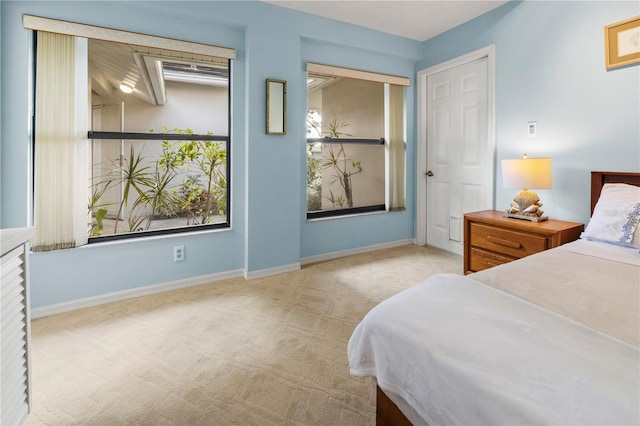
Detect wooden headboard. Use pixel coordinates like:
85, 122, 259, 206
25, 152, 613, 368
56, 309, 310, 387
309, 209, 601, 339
591, 171, 640, 214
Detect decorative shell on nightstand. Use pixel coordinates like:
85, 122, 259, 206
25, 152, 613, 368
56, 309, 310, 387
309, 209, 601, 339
507, 189, 545, 218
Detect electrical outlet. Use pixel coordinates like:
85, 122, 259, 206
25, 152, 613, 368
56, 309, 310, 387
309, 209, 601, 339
173, 245, 185, 262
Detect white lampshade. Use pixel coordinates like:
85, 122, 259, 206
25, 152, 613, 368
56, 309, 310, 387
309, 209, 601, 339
502, 157, 552, 189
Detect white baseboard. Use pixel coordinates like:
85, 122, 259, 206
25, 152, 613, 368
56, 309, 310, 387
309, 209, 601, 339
244, 263, 301, 280
32, 240, 417, 319
301, 238, 415, 265
31, 269, 244, 319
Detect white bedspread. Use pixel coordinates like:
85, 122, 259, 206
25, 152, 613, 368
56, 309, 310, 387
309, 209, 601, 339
348, 274, 640, 425
559, 238, 640, 266
471, 239, 640, 347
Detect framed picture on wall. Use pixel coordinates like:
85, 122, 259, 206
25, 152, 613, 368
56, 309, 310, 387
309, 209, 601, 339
604, 15, 640, 70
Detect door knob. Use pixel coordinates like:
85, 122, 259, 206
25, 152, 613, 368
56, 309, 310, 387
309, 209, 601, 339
426, 170, 434, 177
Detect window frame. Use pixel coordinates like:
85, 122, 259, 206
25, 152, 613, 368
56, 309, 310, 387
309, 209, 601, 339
25, 15, 236, 246
306, 62, 410, 220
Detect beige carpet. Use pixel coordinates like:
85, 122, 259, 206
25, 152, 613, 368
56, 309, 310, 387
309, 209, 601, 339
25, 244, 461, 426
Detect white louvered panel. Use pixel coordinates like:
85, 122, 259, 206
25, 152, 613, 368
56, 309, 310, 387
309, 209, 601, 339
2, 383, 28, 426
2, 342, 27, 374
1, 285, 26, 343
1, 245, 24, 269
2, 261, 25, 290
2, 362, 28, 396
1, 277, 25, 308
4, 404, 28, 426
1, 275, 25, 303
2, 282, 24, 313
0, 262, 24, 302
0, 278, 24, 316
2, 359, 27, 402
1, 229, 32, 426
2, 289, 26, 336
3, 308, 26, 348
2, 276, 24, 305
1, 245, 24, 264
0, 246, 24, 266
2, 337, 26, 377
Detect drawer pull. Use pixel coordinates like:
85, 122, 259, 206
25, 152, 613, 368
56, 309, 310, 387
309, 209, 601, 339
486, 236, 522, 249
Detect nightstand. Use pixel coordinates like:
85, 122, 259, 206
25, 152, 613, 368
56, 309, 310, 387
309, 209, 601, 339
463, 210, 584, 275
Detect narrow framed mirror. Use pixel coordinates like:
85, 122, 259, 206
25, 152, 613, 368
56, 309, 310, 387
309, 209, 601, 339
266, 78, 286, 135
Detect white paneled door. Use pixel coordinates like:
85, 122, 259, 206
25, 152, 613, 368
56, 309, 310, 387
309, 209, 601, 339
426, 57, 490, 255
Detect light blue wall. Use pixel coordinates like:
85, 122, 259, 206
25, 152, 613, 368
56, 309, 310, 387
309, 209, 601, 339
4, 0, 639, 310
0, 1, 422, 308
419, 0, 640, 224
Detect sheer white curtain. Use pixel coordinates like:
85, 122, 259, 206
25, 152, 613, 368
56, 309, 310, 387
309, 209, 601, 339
33, 31, 77, 251
387, 84, 405, 211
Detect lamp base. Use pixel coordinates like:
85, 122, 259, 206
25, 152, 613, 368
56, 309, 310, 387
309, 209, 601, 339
504, 212, 548, 222
505, 189, 548, 222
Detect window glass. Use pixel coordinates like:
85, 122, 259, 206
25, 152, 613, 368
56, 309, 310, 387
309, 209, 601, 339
89, 39, 230, 134
307, 74, 385, 217
90, 136, 228, 237
86, 39, 231, 239
30, 20, 234, 250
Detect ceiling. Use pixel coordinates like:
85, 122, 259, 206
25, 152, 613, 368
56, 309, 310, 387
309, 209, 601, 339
262, 0, 509, 42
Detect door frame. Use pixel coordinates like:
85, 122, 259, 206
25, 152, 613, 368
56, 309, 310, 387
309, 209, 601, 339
416, 45, 496, 246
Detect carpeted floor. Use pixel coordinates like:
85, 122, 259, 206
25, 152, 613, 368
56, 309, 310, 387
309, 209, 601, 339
25, 244, 461, 426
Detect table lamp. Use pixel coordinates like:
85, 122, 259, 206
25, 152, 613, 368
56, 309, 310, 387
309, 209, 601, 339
501, 154, 552, 222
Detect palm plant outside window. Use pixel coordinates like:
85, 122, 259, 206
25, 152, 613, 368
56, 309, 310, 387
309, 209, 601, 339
86, 41, 231, 241
306, 73, 386, 219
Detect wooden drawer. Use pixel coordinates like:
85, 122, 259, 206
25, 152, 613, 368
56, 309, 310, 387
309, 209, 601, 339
463, 210, 584, 275
469, 247, 514, 272
470, 223, 546, 258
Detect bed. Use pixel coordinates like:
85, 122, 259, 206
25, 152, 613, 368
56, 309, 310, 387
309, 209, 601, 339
348, 171, 640, 425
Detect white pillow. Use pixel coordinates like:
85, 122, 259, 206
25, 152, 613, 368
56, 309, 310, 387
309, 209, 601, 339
581, 183, 640, 248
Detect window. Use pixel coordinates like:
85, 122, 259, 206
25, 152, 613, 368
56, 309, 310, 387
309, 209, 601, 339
86, 39, 231, 241
25, 16, 235, 249
306, 63, 409, 219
